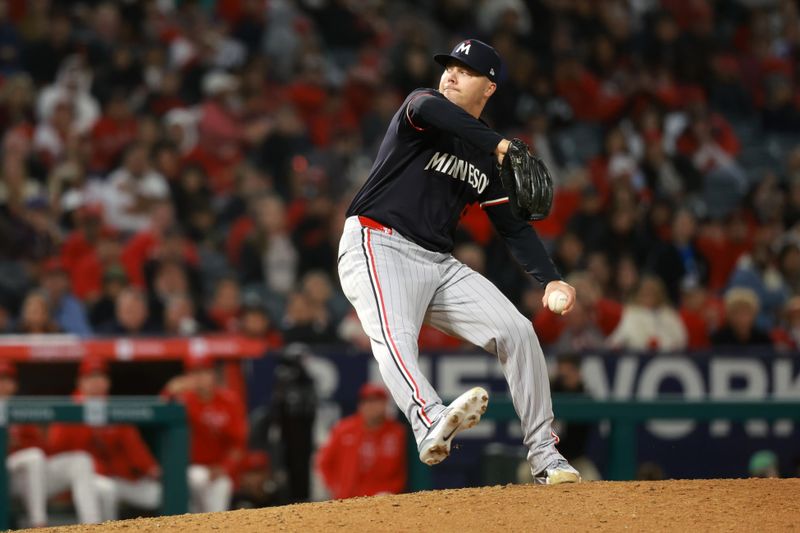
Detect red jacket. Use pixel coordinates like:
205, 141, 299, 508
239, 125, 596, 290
47, 423, 158, 480
70, 251, 104, 301
679, 308, 711, 349
171, 389, 247, 476
90, 116, 138, 173
60, 231, 95, 275
317, 414, 406, 499
121, 230, 199, 287
9, 424, 46, 454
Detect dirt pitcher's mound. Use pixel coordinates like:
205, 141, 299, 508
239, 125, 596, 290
34, 478, 799, 533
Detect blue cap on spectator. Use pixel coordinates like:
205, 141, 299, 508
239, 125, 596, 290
434, 39, 501, 82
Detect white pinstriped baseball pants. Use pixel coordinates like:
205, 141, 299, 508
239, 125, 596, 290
337, 216, 563, 474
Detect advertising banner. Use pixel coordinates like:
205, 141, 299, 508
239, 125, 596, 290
247, 349, 800, 485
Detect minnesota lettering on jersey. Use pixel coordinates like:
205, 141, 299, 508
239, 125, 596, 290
424, 151, 489, 194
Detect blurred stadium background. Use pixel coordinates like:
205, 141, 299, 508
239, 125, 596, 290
0, 0, 799, 528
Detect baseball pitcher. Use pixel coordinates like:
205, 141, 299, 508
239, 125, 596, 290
337, 39, 580, 484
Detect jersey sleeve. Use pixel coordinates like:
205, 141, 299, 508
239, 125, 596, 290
484, 198, 562, 287
403, 89, 504, 153
402, 89, 434, 133
477, 167, 509, 209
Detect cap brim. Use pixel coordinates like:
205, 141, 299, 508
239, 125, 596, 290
433, 54, 492, 80
434, 54, 479, 71
434, 54, 453, 68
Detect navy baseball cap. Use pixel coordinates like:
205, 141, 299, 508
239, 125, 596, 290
434, 39, 501, 82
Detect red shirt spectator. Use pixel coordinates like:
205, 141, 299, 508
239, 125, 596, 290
676, 114, 740, 157
696, 216, 754, 292
47, 358, 159, 481
679, 308, 711, 349
9, 424, 46, 454
68, 227, 121, 301
317, 384, 406, 499
182, 388, 246, 475
47, 423, 159, 480
89, 93, 138, 174
163, 358, 248, 477
71, 250, 106, 301
60, 205, 107, 274
675, 106, 741, 173
678, 287, 736, 348
199, 99, 242, 157
60, 230, 94, 275
0, 360, 47, 454
120, 204, 199, 288
555, 58, 626, 123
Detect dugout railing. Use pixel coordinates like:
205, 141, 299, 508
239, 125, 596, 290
408, 396, 800, 490
0, 398, 188, 530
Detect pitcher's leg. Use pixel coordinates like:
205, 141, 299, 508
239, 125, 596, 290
426, 266, 564, 474
338, 221, 444, 443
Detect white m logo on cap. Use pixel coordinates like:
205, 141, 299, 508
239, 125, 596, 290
455, 41, 471, 55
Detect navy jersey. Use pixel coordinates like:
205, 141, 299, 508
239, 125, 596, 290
347, 89, 562, 286
348, 89, 505, 252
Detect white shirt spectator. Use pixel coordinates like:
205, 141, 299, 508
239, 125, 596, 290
36, 56, 100, 135
608, 304, 688, 352
262, 235, 298, 295
607, 275, 689, 352
32, 122, 66, 163
102, 165, 169, 233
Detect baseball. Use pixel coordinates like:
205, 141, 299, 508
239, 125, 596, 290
547, 290, 569, 314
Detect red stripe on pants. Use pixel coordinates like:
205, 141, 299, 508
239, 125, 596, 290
365, 228, 432, 426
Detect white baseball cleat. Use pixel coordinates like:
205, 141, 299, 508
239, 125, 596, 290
534, 459, 582, 485
418, 387, 489, 466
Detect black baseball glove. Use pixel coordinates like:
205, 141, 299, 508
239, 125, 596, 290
499, 138, 554, 221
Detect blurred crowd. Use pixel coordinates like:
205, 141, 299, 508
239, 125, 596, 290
0, 0, 799, 355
